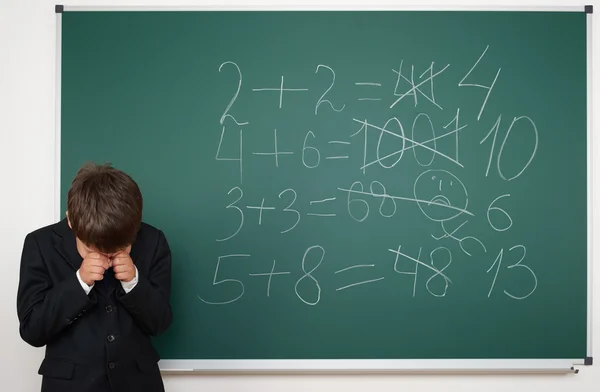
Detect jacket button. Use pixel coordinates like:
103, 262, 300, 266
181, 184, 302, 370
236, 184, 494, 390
108, 362, 116, 369
107, 334, 115, 343
105, 305, 113, 313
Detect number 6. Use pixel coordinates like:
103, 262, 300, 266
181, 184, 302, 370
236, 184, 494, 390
302, 131, 321, 168
487, 194, 513, 232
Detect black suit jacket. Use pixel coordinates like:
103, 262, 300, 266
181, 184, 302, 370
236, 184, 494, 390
16, 218, 172, 392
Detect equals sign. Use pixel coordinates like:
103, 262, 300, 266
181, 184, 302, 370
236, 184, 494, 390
307, 197, 337, 217
355, 82, 382, 101
327, 140, 350, 160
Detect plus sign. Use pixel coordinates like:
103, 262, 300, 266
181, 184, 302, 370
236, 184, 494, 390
248, 260, 291, 297
252, 76, 309, 108
245, 198, 275, 225
252, 129, 294, 167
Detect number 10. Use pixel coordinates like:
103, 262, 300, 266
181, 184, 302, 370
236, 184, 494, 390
480, 115, 538, 181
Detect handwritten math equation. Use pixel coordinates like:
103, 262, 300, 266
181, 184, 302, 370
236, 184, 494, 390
199, 45, 540, 306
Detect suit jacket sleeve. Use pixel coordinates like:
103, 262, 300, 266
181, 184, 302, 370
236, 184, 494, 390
16, 233, 98, 347
117, 230, 172, 336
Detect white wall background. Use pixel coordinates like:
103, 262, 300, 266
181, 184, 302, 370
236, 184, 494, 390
0, 0, 598, 390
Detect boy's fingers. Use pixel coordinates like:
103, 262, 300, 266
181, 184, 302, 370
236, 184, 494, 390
115, 272, 133, 281
112, 257, 131, 266
90, 259, 109, 269
113, 265, 132, 273
87, 266, 106, 275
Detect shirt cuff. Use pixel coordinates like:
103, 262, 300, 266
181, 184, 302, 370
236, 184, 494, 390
120, 266, 139, 293
76, 269, 94, 295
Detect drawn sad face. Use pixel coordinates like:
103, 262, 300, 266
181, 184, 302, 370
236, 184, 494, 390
413, 169, 469, 222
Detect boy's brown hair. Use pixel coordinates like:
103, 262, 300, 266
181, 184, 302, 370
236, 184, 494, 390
67, 162, 143, 253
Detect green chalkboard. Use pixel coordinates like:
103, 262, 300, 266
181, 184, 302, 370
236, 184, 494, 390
58, 8, 591, 369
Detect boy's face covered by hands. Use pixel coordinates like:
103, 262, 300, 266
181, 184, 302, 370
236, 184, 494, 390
75, 238, 135, 286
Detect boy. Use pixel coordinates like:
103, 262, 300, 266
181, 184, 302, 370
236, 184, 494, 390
16, 162, 172, 392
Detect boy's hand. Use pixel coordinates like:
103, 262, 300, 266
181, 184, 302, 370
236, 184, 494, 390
112, 252, 136, 282
80, 253, 110, 286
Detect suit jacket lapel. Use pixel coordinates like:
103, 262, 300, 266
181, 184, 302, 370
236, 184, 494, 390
129, 235, 142, 265
52, 218, 84, 272
52, 218, 109, 298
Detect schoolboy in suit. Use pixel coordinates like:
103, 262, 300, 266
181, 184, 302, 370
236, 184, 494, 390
16, 162, 173, 392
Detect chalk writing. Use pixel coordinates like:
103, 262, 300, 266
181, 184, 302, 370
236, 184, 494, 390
198, 254, 250, 305
278, 188, 301, 234
392, 245, 420, 297
315, 64, 345, 114
246, 198, 275, 225
252, 129, 294, 167
219, 61, 249, 126
253, 76, 309, 109
302, 131, 321, 168
339, 175, 473, 222
207, 47, 541, 306
431, 219, 487, 257
216, 61, 248, 184
389, 244, 453, 297
458, 45, 501, 121
480, 115, 539, 181
215, 126, 243, 184
487, 194, 513, 232
443, 108, 466, 164
249, 260, 291, 297
487, 245, 537, 300
308, 197, 337, 217
295, 245, 325, 305
216, 187, 244, 242
356, 81, 382, 101
412, 113, 437, 166
391, 60, 450, 109
426, 247, 452, 297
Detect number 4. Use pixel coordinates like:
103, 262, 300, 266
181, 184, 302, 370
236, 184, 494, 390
459, 45, 501, 121
216, 126, 243, 184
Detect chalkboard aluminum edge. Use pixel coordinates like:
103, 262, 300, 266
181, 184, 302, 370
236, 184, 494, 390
586, 8, 594, 363
54, 9, 62, 223
58, 5, 586, 12
53, 5, 594, 374
155, 359, 582, 374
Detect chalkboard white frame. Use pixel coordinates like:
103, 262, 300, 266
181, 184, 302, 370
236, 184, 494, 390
53, 4, 594, 374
